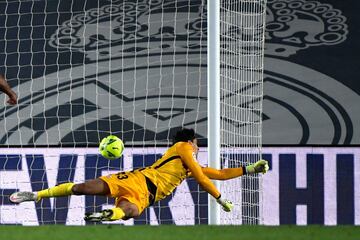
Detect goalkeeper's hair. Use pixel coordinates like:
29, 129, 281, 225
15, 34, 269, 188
173, 128, 196, 144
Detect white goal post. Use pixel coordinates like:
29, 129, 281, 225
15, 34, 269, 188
208, 0, 267, 224
207, 0, 221, 225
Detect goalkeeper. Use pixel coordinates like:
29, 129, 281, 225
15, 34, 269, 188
10, 128, 269, 222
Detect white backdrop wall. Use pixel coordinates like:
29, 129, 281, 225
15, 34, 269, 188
0, 147, 359, 225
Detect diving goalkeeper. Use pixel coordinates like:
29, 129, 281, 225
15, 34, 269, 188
10, 128, 269, 222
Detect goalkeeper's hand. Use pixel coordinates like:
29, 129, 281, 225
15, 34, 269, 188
216, 197, 233, 212
246, 159, 269, 174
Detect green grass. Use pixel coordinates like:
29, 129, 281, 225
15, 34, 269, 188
1, 225, 360, 240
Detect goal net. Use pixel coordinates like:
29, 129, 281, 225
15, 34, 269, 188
0, 0, 266, 225
219, 0, 266, 224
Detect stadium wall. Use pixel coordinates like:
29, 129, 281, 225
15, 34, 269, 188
1, 147, 359, 225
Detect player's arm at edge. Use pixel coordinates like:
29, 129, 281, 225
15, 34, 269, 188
0, 74, 17, 105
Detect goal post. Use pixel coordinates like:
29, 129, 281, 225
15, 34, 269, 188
207, 0, 221, 225
208, 0, 267, 224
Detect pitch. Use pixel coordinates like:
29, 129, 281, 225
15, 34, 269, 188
1, 225, 359, 240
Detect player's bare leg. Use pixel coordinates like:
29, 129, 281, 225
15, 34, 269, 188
84, 200, 139, 222
117, 200, 140, 219
72, 178, 110, 195
9, 178, 110, 203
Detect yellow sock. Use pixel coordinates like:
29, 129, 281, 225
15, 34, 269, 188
110, 207, 125, 221
37, 182, 75, 201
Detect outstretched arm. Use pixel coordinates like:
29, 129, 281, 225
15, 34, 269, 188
189, 160, 269, 180
177, 142, 234, 212
200, 167, 245, 180
0, 74, 17, 105
177, 143, 221, 199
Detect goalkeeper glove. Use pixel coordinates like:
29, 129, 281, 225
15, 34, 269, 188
245, 159, 269, 174
216, 197, 233, 212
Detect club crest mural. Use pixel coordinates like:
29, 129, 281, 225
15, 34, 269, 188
0, 0, 358, 146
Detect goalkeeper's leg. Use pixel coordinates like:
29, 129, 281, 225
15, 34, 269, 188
84, 200, 139, 222
9, 178, 110, 203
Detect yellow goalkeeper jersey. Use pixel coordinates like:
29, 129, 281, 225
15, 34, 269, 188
141, 141, 220, 202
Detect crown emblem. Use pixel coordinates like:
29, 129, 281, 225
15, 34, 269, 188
49, 0, 206, 61
265, 0, 348, 56
49, 0, 348, 60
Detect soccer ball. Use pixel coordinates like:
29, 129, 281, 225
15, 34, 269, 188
99, 135, 124, 160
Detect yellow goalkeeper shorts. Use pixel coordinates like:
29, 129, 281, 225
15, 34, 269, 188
100, 170, 155, 214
